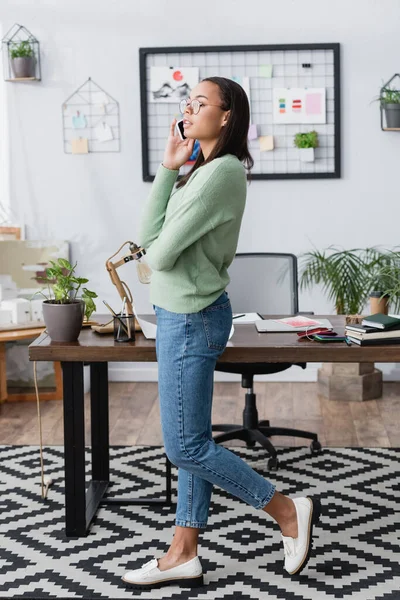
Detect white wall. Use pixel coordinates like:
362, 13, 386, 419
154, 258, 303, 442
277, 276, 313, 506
2, 0, 400, 381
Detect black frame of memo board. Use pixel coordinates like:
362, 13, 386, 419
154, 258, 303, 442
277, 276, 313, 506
139, 43, 341, 182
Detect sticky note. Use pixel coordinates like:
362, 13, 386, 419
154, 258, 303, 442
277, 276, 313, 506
71, 138, 89, 154
259, 135, 274, 152
306, 92, 322, 115
259, 64, 273, 78
248, 124, 258, 140
95, 122, 113, 142
72, 113, 87, 129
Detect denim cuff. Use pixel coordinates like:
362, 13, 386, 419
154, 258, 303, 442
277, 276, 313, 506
175, 519, 208, 529
256, 483, 276, 509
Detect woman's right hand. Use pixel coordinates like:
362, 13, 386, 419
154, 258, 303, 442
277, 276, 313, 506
162, 119, 195, 171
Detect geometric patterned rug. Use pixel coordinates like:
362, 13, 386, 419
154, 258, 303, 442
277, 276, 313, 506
0, 445, 399, 600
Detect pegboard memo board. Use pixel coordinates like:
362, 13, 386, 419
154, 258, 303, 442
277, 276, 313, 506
139, 43, 341, 181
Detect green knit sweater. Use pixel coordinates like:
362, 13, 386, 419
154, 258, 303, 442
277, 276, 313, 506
139, 154, 247, 313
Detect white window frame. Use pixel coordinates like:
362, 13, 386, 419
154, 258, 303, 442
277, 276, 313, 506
0, 22, 11, 223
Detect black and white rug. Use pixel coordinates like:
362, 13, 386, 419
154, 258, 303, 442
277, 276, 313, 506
0, 445, 399, 600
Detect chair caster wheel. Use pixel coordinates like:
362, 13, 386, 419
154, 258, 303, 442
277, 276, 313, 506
310, 440, 322, 454
267, 457, 279, 471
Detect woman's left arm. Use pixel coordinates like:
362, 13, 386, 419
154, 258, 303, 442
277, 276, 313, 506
138, 164, 179, 249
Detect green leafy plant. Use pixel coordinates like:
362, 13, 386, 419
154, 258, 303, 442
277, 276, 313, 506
299, 246, 400, 315
293, 131, 319, 149
371, 80, 400, 105
379, 85, 400, 105
33, 258, 97, 321
10, 41, 34, 59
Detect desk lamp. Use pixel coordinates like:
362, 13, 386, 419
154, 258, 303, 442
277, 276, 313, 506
105, 241, 151, 315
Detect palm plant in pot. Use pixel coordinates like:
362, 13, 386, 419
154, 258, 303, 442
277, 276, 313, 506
299, 246, 400, 401
293, 130, 319, 162
299, 246, 381, 315
10, 40, 36, 78
33, 258, 97, 342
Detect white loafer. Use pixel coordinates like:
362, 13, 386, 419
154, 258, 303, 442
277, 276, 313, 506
281, 496, 321, 575
122, 556, 204, 589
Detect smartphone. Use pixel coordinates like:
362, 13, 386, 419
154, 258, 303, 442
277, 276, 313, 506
313, 335, 348, 342
175, 119, 186, 140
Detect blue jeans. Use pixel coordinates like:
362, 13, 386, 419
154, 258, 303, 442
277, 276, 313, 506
153, 291, 276, 529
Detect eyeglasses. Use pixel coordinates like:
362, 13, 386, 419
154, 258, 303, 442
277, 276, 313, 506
179, 98, 224, 115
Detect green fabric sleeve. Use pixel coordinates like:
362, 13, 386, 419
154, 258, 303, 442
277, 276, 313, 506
139, 164, 179, 249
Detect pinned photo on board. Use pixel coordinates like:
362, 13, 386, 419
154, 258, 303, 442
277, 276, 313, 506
150, 67, 199, 102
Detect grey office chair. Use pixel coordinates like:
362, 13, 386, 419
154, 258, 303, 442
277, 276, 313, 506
213, 253, 322, 471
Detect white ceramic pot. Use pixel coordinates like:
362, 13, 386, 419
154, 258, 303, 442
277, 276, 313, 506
299, 148, 315, 162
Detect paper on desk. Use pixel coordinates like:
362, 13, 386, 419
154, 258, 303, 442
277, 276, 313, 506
133, 307, 235, 341
132, 307, 157, 339
233, 312, 262, 324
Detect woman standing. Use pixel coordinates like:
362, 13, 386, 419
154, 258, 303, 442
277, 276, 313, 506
123, 77, 321, 590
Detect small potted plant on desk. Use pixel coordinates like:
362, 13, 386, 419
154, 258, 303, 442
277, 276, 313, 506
293, 130, 319, 162
33, 258, 97, 342
10, 40, 36, 79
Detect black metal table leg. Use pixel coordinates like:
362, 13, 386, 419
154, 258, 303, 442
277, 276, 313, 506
62, 360, 173, 537
62, 361, 87, 536
90, 362, 110, 481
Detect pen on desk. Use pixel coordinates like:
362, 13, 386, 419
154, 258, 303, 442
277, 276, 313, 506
232, 313, 246, 320
102, 300, 128, 335
102, 299, 117, 317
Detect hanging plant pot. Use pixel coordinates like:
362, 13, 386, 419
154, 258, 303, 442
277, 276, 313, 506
11, 56, 36, 78
42, 300, 85, 342
384, 103, 400, 128
299, 148, 315, 162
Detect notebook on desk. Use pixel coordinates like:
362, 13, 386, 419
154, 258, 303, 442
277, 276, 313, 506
255, 318, 333, 333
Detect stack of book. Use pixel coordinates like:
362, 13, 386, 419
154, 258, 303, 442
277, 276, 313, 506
345, 314, 400, 345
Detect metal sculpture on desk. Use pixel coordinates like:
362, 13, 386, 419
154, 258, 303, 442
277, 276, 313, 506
105, 241, 152, 316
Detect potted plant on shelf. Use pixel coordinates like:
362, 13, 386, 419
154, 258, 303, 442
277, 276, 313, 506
293, 130, 318, 162
10, 40, 36, 79
379, 78, 400, 129
33, 258, 97, 342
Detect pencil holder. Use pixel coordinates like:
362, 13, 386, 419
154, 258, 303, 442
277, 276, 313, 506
113, 314, 135, 342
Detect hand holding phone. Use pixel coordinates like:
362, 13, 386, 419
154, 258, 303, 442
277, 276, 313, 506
162, 119, 194, 171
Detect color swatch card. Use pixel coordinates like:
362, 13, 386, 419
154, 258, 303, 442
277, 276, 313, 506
272, 88, 326, 124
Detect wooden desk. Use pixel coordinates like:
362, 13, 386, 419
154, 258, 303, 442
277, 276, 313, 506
29, 314, 400, 537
